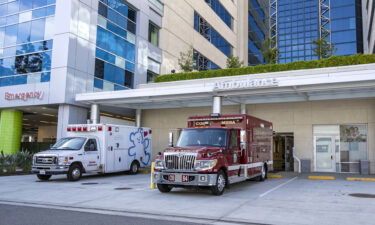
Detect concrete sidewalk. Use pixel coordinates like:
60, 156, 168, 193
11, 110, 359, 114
0, 172, 375, 225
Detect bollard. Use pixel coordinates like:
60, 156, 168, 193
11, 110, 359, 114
150, 162, 155, 189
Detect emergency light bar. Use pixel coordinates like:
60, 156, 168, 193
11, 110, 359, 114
187, 116, 243, 122
67, 125, 103, 132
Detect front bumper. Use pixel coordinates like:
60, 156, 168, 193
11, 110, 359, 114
32, 165, 69, 175
154, 171, 217, 186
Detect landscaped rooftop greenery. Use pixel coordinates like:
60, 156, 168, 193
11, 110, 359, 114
155, 54, 375, 83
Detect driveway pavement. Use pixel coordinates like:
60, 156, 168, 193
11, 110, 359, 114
0, 172, 374, 225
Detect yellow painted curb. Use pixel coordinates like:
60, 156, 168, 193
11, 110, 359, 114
268, 174, 283, 178
308, 176, 336, 180
346, 177, 375, 182
139, 170, 150, 174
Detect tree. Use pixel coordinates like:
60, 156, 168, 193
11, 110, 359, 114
226, 55, 243, 68
261, 38, 279, 64
178, 47, 194, 72
311, 39, 335, 60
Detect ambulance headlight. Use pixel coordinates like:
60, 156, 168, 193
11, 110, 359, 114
195, 159, 217, 171
154, 160, 165, 170
58, 156, 69, 165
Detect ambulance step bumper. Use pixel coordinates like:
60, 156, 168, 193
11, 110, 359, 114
154, 172, 217, 186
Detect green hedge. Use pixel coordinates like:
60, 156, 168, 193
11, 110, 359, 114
155, 54, 375, 83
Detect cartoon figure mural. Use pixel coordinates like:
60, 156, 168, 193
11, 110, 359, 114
128, 128, 151, 166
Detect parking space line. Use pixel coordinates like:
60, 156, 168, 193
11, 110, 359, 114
259, 177, 298, 198
346, 177, 375, 182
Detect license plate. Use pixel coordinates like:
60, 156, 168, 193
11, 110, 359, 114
39, 170, 46, 175
168, 174, 189, 183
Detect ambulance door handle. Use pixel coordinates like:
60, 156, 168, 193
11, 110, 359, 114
331, 155, 333, 160
97, 156, 99, 159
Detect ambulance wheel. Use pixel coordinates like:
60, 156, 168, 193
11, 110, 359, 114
67, 164, 82, 181
129, 161, 139, 175
211, 170, 226, 196
37, 174, 51, 181
257, 164, 267, 182
157, 184, 172, 193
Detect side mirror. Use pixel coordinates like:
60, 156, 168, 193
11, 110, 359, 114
168, 131, 174, 147
240, 130, 247, 149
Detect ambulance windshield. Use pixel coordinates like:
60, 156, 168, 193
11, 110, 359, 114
50, 137, 87, 150
176, 128, 227, 147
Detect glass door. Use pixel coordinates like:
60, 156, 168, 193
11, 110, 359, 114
315, 136, 336, 172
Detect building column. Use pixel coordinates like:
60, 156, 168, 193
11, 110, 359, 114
136, 109, 142, 127
57, 105, 88, 139
0, 110, 23, 154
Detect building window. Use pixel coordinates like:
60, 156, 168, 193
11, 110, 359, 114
193, 50, 220, 71
194, 12, 232, 56
94, 0, 137, 91
147, 70, 158, 83
148, 21, 159, 46
0, 0, 56, 87
205, 0, 232, 29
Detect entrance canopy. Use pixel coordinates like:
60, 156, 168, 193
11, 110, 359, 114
76, 64, 375, 109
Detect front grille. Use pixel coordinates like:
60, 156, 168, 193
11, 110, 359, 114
164, 153, 196, 171
35, 156, 57, 165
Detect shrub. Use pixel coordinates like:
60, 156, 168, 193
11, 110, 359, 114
155, 54, 375, 83
0, 151, 33, 174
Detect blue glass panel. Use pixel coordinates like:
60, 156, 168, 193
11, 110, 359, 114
33, 0, 47, 8
127, 20, 135, 34
41, 51, 51, 70
98, 2, 107, 17
30, 18, 45, 41
0, 27, 4, 48
96, 48, 115, 64
103, 60, 117, 83
40, 72, 50, 82
114, 85, 126, 91
331, 18, 356, 31
13, 75, 27, 85
125, 61, 134, 72
6, 15, 19, 25
124, 41, 135, 62
331, 5, 355, 19
332, 30, 356, 43
17, 22, 31, 44
4, 24, 18, 47
32, 7, 46, 19
3, 46, 16, 57
46, 5, 55, 16
0, 18, 6, 26
107, 21, 126, 38
20, 0, 32, 11
332, 0, 355, 7
47, 0, 55, 5
7, 0, 20, 15
1, 57, 15, 76
94, 78, 103, 89
0, 76, 14, 87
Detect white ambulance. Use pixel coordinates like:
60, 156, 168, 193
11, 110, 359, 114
32, 124, 152, 181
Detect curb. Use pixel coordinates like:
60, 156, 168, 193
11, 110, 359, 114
268, 174, 283, 178
308, 176, 336, 180
346, 177, 375, 182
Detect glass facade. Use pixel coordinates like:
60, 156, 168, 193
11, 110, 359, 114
248, 0, 269, 65
194, 12, 232, 56
95, 0, 136, 91
193, 49, 220, 71
0, 0, 55, 87
248, 0, 364, 65
204, 0, 232, 29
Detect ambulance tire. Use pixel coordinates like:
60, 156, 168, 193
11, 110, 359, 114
129, 161, 139, 175
157, 184, 172, 193
67, 164, 82, 181
211, 170, 226, 196
37, 174, 51, 181
257, 164, 267, 182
